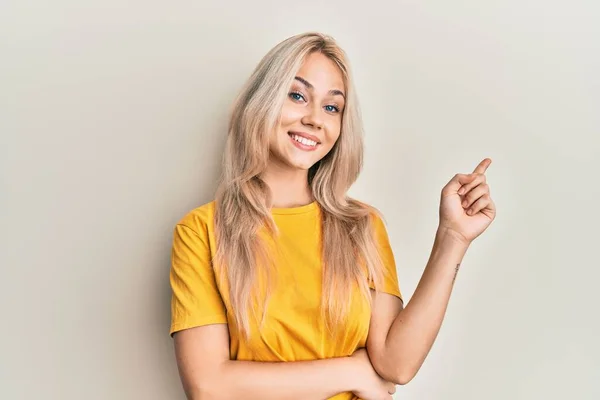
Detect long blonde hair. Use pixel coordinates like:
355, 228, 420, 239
214, 32, 387, 339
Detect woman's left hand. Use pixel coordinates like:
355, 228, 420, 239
438, 158, 497, 245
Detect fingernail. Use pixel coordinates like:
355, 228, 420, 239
458, 188, 465, 195
462, 200, 468, 207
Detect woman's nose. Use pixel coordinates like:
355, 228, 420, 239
301, 104, 324, 130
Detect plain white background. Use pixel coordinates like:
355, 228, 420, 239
1, 1, 599, 399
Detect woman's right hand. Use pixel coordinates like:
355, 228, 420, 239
350, 348, 396, 400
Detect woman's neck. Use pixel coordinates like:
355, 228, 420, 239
259, 163, 313, 209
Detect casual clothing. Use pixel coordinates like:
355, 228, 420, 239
170, 200, 402, 400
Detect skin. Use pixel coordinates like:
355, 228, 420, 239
260, 51, 345, 208
173, 50, 497, 399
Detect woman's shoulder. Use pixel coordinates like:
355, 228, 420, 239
347, 198, 390, 237
348, 197, 385, 222
175, 200, 216, 233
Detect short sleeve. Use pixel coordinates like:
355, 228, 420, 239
369, 214, 403, 302
169, 223, 227, 336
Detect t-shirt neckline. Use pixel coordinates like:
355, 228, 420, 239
270, 201, 318, 215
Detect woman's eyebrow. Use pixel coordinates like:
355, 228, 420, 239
294, 76, 346, 100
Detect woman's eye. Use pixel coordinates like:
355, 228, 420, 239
289, 92, 305, 102
325, 105, 340, 113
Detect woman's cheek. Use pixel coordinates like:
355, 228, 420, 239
327, 121, 342, 142
280, 103, 303, 124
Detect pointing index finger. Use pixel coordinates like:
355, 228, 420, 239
473, 158, 492, 174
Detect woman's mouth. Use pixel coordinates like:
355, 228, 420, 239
288, 132, 319, 151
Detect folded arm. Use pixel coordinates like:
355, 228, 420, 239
174, 323, 363, 400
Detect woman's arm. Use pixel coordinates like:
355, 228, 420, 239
174, 323, 392, 400
367, 228, 469, 385
368, 160, 496, 385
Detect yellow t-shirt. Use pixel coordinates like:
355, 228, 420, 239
170, 200, 402, 400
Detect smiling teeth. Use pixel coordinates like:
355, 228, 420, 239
291, 134, 317, 147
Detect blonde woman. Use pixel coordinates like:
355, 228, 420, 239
169, 32, 496, 400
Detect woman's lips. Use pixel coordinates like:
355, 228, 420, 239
288, 132, 319, 152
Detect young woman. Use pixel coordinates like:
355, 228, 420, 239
169, 32, 496, 400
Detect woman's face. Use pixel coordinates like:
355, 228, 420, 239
269, 52, 346, 172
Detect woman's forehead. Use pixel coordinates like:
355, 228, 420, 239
295, 53, 345, 93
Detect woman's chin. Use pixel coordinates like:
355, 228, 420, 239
286, 157, 318, 171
